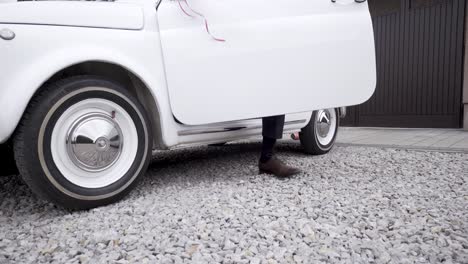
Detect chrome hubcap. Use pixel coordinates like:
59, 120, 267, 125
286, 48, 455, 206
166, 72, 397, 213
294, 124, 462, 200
316, 109, 332, 138
66, 113, 123, 172
314, 108, 337, 146
51, 97, 139, 188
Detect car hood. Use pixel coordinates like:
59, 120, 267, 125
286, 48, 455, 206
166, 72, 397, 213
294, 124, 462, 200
0, 1, 144, 30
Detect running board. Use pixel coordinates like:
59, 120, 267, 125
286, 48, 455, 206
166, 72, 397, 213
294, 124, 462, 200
178, 120, 307, 136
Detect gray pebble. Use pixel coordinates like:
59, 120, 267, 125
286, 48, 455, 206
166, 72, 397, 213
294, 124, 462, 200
0, 144, 466, 263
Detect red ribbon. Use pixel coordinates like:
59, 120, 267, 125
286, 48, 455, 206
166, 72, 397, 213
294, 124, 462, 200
177, 0, 226, 42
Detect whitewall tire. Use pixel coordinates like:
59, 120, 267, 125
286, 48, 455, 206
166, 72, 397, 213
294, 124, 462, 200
14, 76, 152, 209
300, 109, 339, 155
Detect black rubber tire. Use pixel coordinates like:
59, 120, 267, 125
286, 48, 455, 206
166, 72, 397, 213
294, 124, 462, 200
0, 143, 18, 176
13, 76, 152, 210
300, 109, 339, 155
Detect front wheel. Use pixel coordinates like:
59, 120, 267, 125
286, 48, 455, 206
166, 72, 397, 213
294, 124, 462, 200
300, 108, 339, 155
14, 76, 152, 209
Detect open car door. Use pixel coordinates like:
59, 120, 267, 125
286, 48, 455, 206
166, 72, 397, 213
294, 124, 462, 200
157, 0, 376, 125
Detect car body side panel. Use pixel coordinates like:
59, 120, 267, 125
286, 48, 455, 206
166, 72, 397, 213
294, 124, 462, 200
0, 21, 178, 146
0, 1, 325, 148
0, 1, 144, 30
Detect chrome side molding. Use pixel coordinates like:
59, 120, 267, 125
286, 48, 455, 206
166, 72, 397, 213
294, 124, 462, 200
178, 119, 307, 136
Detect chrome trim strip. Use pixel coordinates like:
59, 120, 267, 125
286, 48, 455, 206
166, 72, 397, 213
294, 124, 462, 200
178, 119, 307, 136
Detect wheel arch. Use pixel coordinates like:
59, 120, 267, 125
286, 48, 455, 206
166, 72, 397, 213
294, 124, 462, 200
2, 60, 165, 149
41, 61, 164, 149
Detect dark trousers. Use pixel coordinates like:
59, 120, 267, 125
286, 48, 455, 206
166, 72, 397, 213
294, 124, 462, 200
262, 115, 285, 139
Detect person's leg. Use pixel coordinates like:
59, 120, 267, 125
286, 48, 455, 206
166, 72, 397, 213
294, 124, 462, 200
262, 115, 286, 139
260, 115, 285, 163
260, 115, 300, 177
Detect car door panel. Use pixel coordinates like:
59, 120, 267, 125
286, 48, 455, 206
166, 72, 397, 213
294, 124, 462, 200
158, 0, 376, 125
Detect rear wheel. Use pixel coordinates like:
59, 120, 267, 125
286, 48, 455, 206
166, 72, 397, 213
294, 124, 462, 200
14, 76, 152, 209
300, 108, 339, 155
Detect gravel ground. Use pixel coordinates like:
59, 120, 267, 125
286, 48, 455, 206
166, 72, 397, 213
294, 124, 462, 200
0, 141, 467, 264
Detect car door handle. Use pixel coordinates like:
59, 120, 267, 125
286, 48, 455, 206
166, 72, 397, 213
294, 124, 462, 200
331, 0, 367, 3
0, 28, 15, 41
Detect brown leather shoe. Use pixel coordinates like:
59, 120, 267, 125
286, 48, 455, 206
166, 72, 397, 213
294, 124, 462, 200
259, 157, 301, 178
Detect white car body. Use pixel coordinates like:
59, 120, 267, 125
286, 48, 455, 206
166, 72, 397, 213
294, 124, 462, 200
0, 0, 376, 149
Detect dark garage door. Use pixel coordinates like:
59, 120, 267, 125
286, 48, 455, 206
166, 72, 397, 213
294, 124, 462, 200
342, 0, 466, 128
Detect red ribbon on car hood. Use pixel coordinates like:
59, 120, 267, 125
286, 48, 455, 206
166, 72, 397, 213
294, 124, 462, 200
177, 0, 226, 42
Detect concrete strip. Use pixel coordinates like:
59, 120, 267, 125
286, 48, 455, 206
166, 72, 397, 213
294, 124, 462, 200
410, 130, 457, 147
337, 132, 382, 143
431, 133, 468, 148
350, 129, 442, 145
337, 127, 468, 153
452, 139, 468, 148
336, 143, 468, 154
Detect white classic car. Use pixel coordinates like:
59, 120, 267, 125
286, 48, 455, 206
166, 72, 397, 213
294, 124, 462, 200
0, 0, 376, 209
